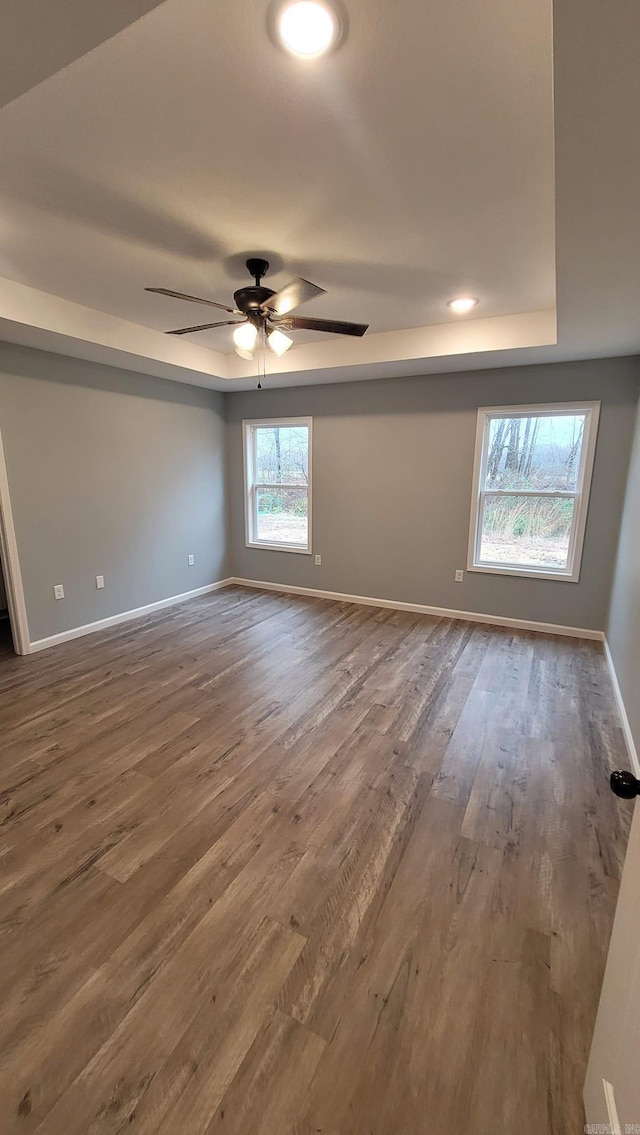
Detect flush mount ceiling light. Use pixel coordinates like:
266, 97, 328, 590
447, 296, 479, 315
276, 1, 339, 57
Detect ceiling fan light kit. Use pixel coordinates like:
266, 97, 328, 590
268, 327, 294, 356
232, 322, 258, 352
146, 257, 369, 375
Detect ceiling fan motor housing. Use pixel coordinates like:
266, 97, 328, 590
233, 285, 275, 321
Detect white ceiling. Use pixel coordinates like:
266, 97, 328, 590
0, 0, 637, 390
0, 0, 166, 109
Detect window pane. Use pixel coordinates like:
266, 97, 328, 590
255, 426, 308, 485
478, 494, 575, 570
484, 414, 586, 491
256, 487, 308, 546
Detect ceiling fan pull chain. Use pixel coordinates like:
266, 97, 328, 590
257, 323, 265, 389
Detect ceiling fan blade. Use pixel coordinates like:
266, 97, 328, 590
276, 315, 369, 337
166, 320, 242, 336
146, 287, 237, 314
261, 278, 326, 316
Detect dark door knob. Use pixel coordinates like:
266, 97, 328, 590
610, 770, 640, 799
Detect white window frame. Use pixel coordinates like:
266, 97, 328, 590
467, 401, 600, 583
243, 417, 312, 554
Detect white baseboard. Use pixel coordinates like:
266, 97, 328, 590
28, 579, 235, 653
26, 572, 610, 662
227, 577, 604, 642
603, 638, 640, 778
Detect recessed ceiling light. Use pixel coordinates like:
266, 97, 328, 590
277, 1, 338, 58
448, 296, 479, 315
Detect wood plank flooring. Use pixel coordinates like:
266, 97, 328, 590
0, 585, 633, 1134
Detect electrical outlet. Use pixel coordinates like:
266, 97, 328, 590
188, 554, 195, 566
315, 554, 322, 566
96, 575, 105, 589
53, 584, 65, 600
454, 569, 464, 583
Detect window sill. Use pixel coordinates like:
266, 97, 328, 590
467, 562, 579, 583
246, 540, 312, 555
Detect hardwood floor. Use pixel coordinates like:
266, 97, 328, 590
0, 585, 632, 1134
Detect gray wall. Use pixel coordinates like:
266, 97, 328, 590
607, 398, 640, 755
2, 344, 638, 648
226, 357, 640, 631
0, 343, 227, 643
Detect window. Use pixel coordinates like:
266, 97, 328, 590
243, 417, 312, 553
468, 402, 600, 582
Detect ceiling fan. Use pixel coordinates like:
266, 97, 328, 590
146, 258, 369, 360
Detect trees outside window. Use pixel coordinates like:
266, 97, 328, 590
468, 403, 600, 581
243, 419, 312, 553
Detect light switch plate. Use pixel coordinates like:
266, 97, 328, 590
188, 554, 195, 566
455, 569, 464, 582
96, 575, 105, 589
54, 584, 65, 600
